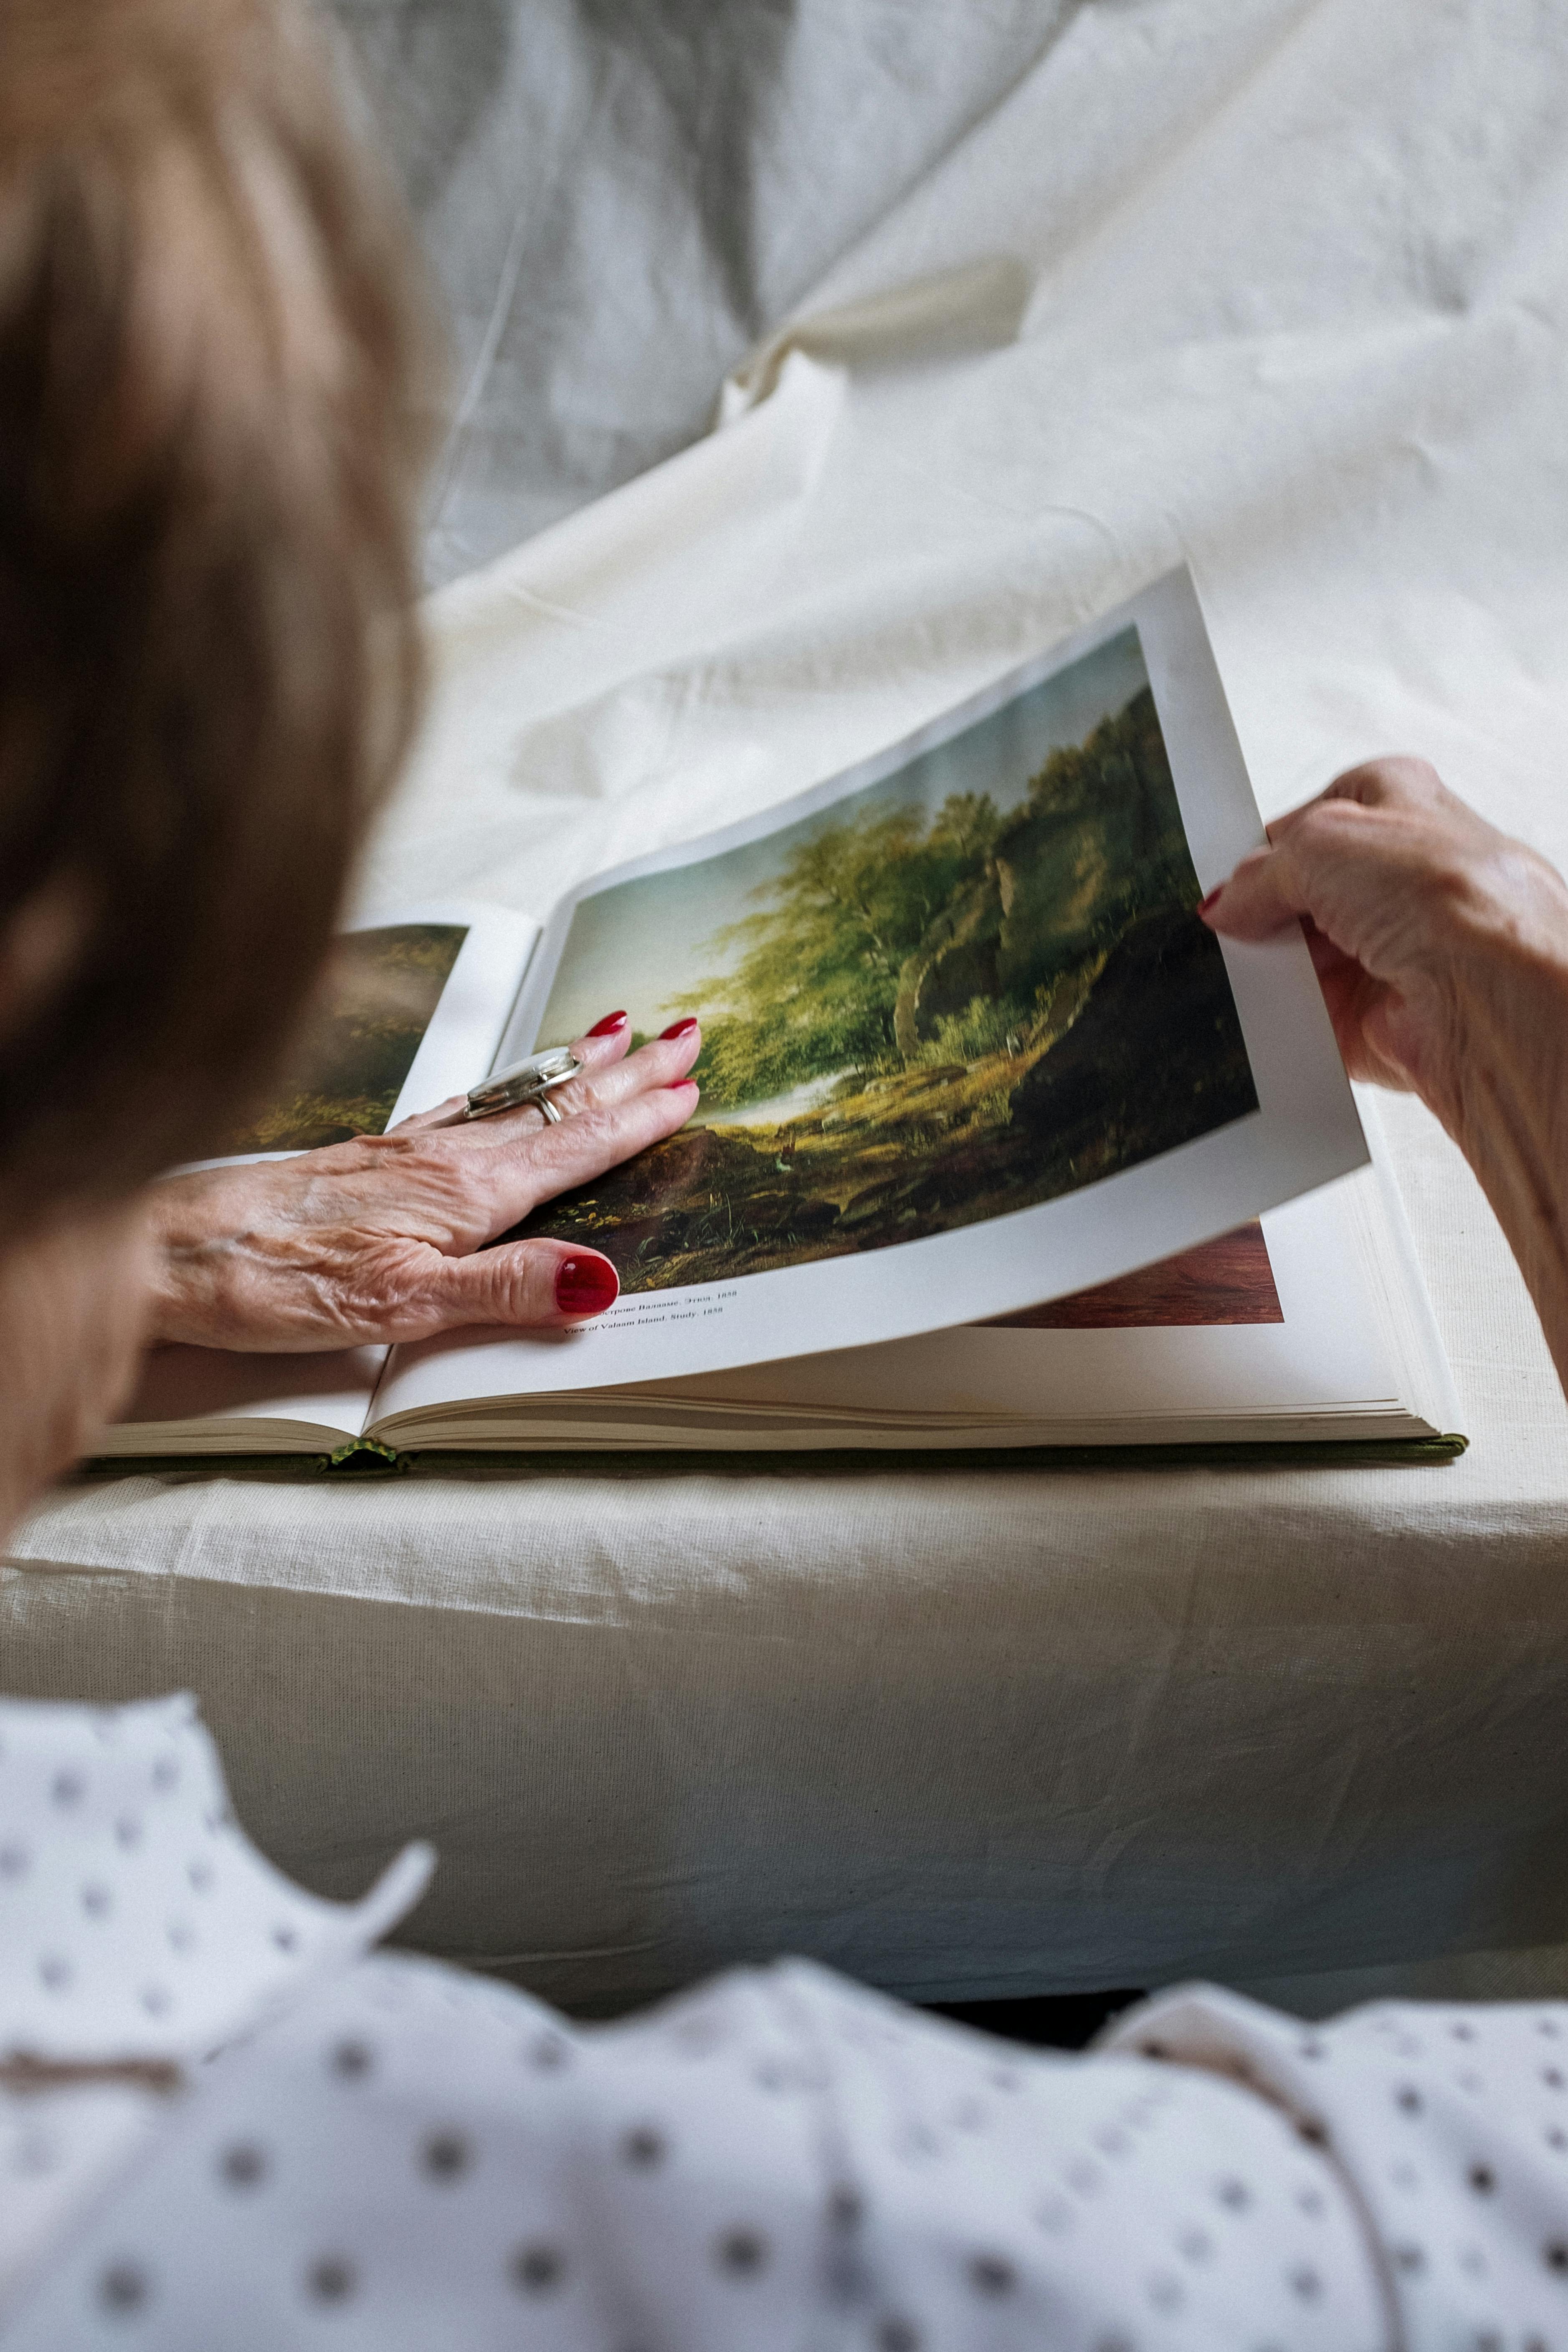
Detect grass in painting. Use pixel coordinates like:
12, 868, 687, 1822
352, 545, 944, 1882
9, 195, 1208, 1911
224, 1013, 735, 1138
521, 660, 1257, 1292
225, 924, 467, 1153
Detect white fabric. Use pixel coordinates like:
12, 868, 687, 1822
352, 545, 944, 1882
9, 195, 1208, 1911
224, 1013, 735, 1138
10, 0, 1568, 2008
1107, 1984, 1568, 2349
8, 1696, 1568, 2352
325, 0, 1073, 579
0, 2083, 162, 2323
3, 1956, 1396, 2352
0, 1698, 1403, 2349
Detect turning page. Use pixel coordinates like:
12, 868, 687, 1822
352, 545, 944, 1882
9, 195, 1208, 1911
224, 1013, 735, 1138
373, 567, 1370, 1422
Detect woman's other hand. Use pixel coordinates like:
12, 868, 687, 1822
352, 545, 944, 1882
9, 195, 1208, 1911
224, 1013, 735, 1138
1201, 755, 1568, 1121
145, 1014, 701, 1350
1203, 755, 1568, 1387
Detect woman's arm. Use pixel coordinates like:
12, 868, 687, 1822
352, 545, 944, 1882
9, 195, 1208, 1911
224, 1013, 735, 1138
1204, 755, 1568, 1391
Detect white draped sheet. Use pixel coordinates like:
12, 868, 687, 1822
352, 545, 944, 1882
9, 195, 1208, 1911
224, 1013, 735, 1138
8, 0, 1568, 2010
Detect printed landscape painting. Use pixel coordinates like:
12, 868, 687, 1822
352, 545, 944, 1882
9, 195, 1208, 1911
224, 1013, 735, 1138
522, 628, 1259, 1298
224, 923, 468, 1153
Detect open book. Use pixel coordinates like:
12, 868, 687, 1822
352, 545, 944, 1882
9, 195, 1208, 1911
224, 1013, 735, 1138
108, 570, 1462, 1461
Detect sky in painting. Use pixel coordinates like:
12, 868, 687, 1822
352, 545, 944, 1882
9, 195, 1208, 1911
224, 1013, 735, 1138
537, 627, 1150, 1044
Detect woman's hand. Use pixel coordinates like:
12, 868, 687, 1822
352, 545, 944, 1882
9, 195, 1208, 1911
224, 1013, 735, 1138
1203, 755, 1568, 1388
145, 1013, 702, 1351
1201, 755, 1568, 1125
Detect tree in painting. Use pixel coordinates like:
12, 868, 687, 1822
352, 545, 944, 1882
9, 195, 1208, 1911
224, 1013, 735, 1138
680, 689, 1203, 1106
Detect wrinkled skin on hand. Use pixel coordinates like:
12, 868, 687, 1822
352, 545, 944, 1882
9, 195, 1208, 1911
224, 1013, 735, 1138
146, 1016, 702, 1350
1204, 757, 1568, 1114
1204, 755, 1568, 1390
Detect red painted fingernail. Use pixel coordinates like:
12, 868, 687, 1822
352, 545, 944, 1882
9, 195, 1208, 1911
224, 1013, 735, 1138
1197, 886, 1223, 915
555, 1254, 619, 1317
658, 1017, 699, 1041
587, 1009, 628, 1036
664, 1078, 699, 1094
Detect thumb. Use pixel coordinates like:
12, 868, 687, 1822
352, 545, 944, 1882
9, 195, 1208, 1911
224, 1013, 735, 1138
1200, 845, 1310, 943
423, 1240, 620, 1331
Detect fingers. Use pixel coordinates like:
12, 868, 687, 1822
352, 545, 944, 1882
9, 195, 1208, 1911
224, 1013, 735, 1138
1203, 758, 1460, 948
512, 1064, 701, 1199
424, 1236, 622, 1331
1264, 756, 1447, 846
398, 1013, 699, 1140
1200, 840, 1315, 941
1320, 753, 1449, 813
568, 1008, 636, 1074
390, 1092, 469, 1134
370, 1015, 703, 1258
557, 1016, 700, 1117
405, 1047, 701, 1251
391, 1008, 639, 1134
409, 1041, 705, 1329
457, 1018, 701, 1154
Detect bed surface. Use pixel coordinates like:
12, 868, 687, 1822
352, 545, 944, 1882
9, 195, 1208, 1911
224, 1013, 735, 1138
8, 0, 1568, 2011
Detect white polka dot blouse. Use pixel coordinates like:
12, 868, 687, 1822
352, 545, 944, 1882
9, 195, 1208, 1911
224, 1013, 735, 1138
1, 1694, 1563, 2350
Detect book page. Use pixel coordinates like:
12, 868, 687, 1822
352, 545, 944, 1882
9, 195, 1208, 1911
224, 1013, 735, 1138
109, 1343, 386, 1450
613, 1178, 1399, 1427
372, 568, 1369, 1425
370, 1178, 1418, 1448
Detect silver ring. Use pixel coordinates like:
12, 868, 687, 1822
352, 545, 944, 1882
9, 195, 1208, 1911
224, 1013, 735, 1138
451, 1045, 583, 1126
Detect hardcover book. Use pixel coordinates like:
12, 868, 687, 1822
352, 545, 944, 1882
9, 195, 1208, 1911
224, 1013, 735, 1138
106, 570, 1461, 1462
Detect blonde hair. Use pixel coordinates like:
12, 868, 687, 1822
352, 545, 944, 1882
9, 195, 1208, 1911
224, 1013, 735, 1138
0, 0, 436, 1223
